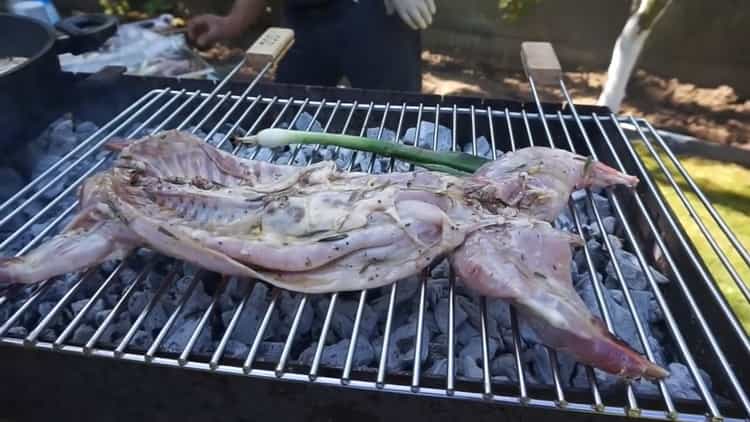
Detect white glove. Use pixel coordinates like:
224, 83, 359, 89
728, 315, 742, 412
384, 0, 437, 30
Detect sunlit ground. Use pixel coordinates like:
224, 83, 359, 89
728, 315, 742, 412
633, 142, 750, 333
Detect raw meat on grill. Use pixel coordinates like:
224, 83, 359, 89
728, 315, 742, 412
0, 129, 666, 380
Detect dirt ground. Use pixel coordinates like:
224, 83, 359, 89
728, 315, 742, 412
420, 51, 750, 148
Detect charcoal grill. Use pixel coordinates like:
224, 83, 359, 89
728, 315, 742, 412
0, 31, 748, 422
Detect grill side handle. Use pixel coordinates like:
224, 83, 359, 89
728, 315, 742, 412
521, 41, 562, 86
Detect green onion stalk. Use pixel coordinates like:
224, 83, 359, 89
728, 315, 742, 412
236, 128, 491, 175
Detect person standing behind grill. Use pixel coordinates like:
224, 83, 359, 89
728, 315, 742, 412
187, 0, 436, 92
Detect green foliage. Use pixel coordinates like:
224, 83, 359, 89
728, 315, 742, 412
497, 0, 542, 22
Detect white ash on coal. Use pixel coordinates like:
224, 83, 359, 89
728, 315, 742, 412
0, 113, 713, 403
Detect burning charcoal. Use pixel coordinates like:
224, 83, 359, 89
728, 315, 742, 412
279, 292, 314, 338
127, 291, 150, 318
605, 249, 649, 290
632, 379, 660, 396
490, 353, 518, 382
518, 321, 541, 346
573, 271, 603, 291
455, 321, 479, 347
486, 298, 511, 330
390, 321, 430, 368
129, 330, 153, 351
370, 276, 420, 315
366, 127, 396, 142
40, 328, 56, 341
602, 216, 617, 234
426, 358, 448, 377
575, 238, 606, 271
331, 299, 378, 342
459, 355, 483, 379
524, 344, 553, 385
316, 338, 375, 369
425, 278, 449, 307
70, 298, 105, 325
99, 316, 132, 346
6, 326, 28, 338
586, 193, 612, 219
226, 282, 268, 343
664, 363, 704, 400
294, 112, 323, 132
94, 309, 113, 326
433, 297, 468, 335
256, 341, 284, 362
142, 302, 169, 336
0, 168, 25, 203
428, 338, 448, 360
181, 284, 213, 317
162, 315, 211, 353
459, 335, 501, 365
461, 136, 492, 158
403, 122, 452, 151
71, 324, 95, 345
224, 340, 250, 359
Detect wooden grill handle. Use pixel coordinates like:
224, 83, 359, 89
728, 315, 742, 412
521, 41, 562, 86
246, 27, 295, 68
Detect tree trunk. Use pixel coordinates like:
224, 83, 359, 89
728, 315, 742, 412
597, 0, 673, 112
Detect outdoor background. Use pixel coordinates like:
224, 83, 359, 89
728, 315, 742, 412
46, 0, 750, 330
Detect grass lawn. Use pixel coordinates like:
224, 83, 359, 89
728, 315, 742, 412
633, 141, 750, 333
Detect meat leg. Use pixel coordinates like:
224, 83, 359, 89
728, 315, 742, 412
468, 147, 638, 221
0, 220, 134, 286
450, 220, 668, 380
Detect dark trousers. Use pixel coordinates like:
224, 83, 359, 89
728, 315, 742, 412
275, 0, 423, 92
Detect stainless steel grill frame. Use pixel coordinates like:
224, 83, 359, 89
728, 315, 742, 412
0, 62, 749, 422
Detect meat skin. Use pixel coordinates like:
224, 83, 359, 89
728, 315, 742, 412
0, 130, 666, 380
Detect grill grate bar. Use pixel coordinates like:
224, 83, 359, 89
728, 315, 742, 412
599, 115, 750, 415
520, 106, 627, 411
54, 260, 127, 348
644, 120, 750, 270
558, 82, 723, 419
631, 118, 749, 302
145, 274, 203, 361
84, 263, 152, 353
0, 73, 746, 421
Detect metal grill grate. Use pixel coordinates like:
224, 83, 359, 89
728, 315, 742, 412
0, 62, 749, 422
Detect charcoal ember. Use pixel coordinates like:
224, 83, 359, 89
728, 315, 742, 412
127, 291, 150, 318
129, 330, 153, 351
224, 340, 250, 359
428, 339, 448, 360
225, 283, 267, 344
403, 122, 452, 151
302, 338, 375, 369
294, 112, 323, 132
255, 341, 284, 362
94, 309, 113, 326
389, 321, 430, 369
0, 167, 25, 203
605, 249, 651, 290
6, 326, 28, 338
99, 316, 132, 346
461, 136, 492, 158
70, 298, 104, 318
433, 297, 468, 334
431, 260, 450, 279
486, 298, 511, 330
665, 363, 708, 400
70, 324, 95, 345
602, 216, 617, 234
459, 355, 483, 379
162, 315, 211, 353
586, 193, 612, 219
181, 284, 213, 317
426, 358, 448, 377
142, 302, 169, 336
425, 278, 449, 307
490, 353, 518, 382
455, 321, 479, 347
459, 335, 502, 365
279, 292, 314, 337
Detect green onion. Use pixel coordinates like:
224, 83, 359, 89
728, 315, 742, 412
236, 128, 490, 174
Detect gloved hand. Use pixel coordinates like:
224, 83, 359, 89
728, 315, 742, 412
384, 0, 437, 30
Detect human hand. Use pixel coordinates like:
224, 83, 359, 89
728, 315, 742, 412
188, 14, 237, 48
384, 0, 437, 30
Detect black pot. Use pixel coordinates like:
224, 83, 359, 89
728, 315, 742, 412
0, 13, 118, 151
